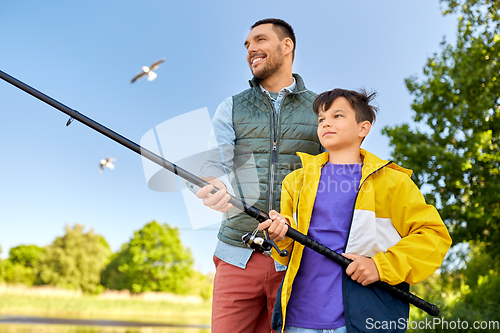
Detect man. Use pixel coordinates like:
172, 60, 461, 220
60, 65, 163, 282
197, 18, 322, 333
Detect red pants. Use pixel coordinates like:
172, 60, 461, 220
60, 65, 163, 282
211, 253, 285, 333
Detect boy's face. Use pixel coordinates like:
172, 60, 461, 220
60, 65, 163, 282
317, 97, 371, 153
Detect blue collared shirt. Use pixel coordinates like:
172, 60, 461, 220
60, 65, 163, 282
210, 78, 296, 271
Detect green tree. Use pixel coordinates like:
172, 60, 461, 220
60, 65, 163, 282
101, 221, 193, 294
36, 224, 111, 293
0, 244, 4, 282
1, 260, 38, 286
382, 0, 500, 258
0, 245, 45, 286
383, 0, 500, 329
10, 244, 44, 268
409, 246, 500, 332
184, 270, 213, 301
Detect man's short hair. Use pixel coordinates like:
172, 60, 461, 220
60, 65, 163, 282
251, 18, 296, 59
313, 88, 378, 124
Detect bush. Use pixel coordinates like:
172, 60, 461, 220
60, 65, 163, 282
101, 221, 194, 294
36, 224, 111, 294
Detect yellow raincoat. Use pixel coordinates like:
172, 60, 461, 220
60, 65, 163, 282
271, 149, 452, 332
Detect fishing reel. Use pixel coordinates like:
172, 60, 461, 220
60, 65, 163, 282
242, 227, 289, 257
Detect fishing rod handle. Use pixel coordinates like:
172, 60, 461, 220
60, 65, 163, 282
285, 227, 439, 316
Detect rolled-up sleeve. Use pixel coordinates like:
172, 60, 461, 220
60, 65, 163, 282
199, 97, 236, 192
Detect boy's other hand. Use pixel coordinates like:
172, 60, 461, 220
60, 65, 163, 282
342, 253, 380, 286
196, 177, 233, 213
258, 210, 289, 242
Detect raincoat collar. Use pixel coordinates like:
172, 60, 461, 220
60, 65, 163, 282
296, 149, 413, 186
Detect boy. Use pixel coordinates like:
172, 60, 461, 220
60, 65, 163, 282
259, 88, 452, 333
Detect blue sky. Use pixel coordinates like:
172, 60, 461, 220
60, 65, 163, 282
0, 0, 457, 274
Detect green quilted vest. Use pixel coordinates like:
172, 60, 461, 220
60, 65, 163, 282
218, 74, 322, 247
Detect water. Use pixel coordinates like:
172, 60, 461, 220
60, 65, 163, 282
0, 316, 210, 333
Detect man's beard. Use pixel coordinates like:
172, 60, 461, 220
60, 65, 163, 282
251, 47, 284, 81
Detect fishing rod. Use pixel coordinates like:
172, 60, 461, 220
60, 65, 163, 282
0, 69, 439, 316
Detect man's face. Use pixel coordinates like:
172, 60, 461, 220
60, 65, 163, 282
244, 23, 286, 80
317, 97, 367, 152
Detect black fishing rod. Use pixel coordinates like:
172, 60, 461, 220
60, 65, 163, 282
0, 69, 439, 316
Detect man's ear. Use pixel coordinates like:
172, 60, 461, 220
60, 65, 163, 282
283, 38, 294, 57
358, 121, 372, 139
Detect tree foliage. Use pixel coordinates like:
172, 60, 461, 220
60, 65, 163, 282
409, 246, 500, 332
101, 221, 194, 294
382, 0, 500, 258
0, 244, 44, 286
1, 260, 38, 286
0, 244, 4, 282
36, 224, 111, 293
382, 0, 500, 328
9, 244, 44, 268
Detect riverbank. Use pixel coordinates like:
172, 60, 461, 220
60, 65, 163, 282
0, 284, 211, 327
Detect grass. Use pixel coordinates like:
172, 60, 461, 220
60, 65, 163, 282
0, 325, 209, 333
0, 284, 211, 328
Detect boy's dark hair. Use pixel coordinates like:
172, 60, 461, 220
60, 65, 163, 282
251, 18, 296, 59
313, 88, 378, 124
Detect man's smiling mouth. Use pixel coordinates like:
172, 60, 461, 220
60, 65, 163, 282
251, 56, 265, 66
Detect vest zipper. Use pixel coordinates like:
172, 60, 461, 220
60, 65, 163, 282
255, 84, 306, 213
268, 93, 288, 212
269, 141, 277, 212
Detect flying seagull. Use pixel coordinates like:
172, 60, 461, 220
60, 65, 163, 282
130, 58, 166, 84
100, 157, 116, 173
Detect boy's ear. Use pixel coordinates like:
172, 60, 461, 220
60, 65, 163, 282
358, 121, 372, 139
